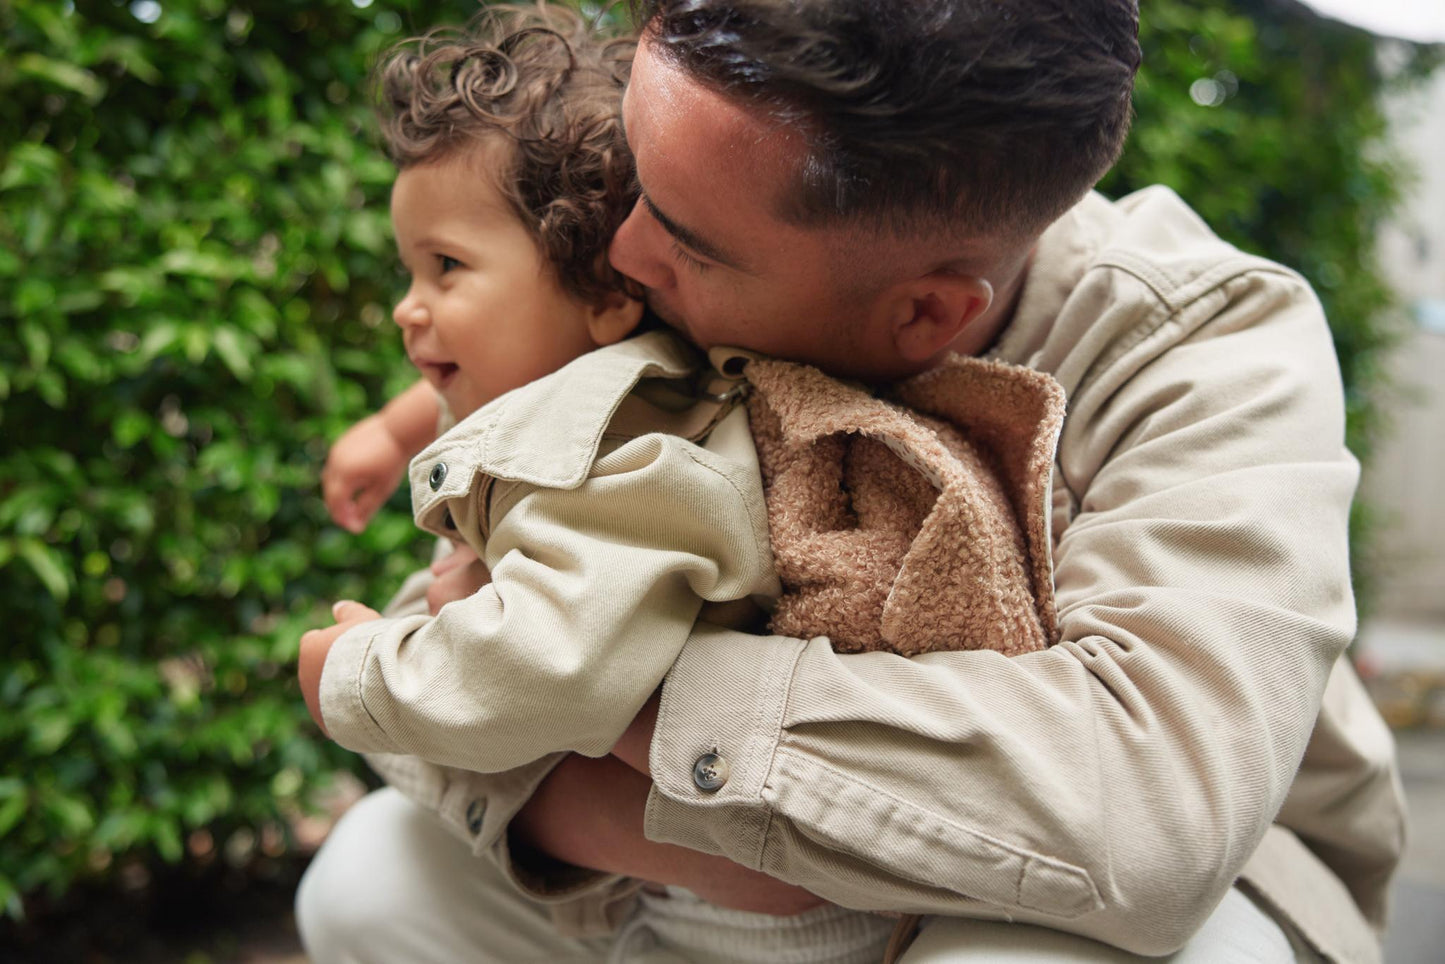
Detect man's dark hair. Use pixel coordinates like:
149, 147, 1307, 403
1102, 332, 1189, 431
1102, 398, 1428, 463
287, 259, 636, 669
633, 0, 1141, 239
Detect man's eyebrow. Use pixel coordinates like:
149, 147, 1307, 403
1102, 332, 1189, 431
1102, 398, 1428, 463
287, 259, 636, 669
641, 193, 749, 272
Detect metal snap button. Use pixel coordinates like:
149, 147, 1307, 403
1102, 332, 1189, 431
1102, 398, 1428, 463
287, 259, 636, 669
429, 462, 448, 490
692, 752, 729, 793
466, 799, 485, 834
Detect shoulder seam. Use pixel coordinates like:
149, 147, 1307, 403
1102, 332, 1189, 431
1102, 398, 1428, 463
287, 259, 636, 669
1079, 255, 1308, 380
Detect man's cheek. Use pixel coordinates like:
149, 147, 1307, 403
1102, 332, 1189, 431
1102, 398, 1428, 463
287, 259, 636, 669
643, 289, 687, 333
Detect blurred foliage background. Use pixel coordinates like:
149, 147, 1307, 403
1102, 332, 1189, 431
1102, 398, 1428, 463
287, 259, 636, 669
0, 0, 1439, 933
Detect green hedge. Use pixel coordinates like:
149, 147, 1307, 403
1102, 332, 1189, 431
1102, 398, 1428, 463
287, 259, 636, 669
0, 0, 472, 915
0, 0, 1436, 916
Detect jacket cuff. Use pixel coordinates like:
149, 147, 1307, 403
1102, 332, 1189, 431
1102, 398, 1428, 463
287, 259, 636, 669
459, 757, 625, 901
496, 827, 631, 903
318, 615, 422, 752
475, 762, 641, 936
643, 623, 806, 866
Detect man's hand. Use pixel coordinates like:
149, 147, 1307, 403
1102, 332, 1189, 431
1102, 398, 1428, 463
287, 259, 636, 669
426, 544, 492, 616
322, 415, 410, 533
514, 752, 826, 916
297, 600, 382, 736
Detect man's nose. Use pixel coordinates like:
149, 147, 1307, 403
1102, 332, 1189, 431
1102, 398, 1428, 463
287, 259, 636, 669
608, 201, 675, 292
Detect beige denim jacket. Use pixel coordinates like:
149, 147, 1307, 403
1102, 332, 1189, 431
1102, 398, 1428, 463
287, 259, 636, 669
353, 188, 1405, 962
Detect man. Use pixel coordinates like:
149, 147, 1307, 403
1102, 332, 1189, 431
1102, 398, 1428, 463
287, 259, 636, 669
299, 2, 1405, 961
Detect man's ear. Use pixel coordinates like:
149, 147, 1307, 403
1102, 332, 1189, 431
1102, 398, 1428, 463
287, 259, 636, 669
882, 271, 994, 365
587, 291, 645, 347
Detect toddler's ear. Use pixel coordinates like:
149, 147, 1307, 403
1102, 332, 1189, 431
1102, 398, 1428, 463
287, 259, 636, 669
588, 291, 645, 346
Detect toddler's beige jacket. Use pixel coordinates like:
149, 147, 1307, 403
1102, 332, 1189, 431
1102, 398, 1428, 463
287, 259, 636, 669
320, 333, 781, 771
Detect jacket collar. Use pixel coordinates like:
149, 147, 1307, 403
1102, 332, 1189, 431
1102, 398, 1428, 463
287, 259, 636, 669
408, 331, 704, 526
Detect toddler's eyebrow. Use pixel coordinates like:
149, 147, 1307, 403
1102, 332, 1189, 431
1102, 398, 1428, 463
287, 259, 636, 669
641, 193, 750, 273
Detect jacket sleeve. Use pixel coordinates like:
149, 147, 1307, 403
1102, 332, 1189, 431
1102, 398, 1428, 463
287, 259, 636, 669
348, 557, 633, 934
319, 428, 775, 773
643, 266, 1360, 955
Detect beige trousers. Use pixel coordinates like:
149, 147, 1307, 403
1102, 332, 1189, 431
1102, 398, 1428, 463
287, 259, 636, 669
296, 789, 1312, 964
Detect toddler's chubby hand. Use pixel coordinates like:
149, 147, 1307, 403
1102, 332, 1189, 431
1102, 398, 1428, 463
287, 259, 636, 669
322, 415, 409, 533
298, 600, 383, 736
426, 544, 492, 615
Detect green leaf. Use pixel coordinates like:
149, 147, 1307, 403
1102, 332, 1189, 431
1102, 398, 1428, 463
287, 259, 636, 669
98, 266, 163, 302
97, 36, 163, 85
33, 369, 67, 409
137, 321, 181, 362
45, 794, 95, 837
16, 286, 57, 326
21, 205, 56, 256
15, 52, 106, 102
55, 341, 104, 382
55, 289, 105, 315
0, 143, 62, 193
27, 709, 75, 755
151, 815, 184, 863
97, 718, 138, 758
211, 327, 253, 381
74, 170, 136, 216
16, 539, 70, 603
160, 248, 245, 281
93, 811, 147, 850
111, 410, 152, 449
0, 792, 27, 839
183, 325, 209, 364
0, 875, 19, 921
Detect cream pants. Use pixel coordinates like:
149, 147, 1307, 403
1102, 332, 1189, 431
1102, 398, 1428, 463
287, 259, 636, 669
296, 789, 1314, 964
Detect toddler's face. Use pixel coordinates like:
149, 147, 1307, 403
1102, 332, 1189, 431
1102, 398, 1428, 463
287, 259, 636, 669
390, 150, 621, 418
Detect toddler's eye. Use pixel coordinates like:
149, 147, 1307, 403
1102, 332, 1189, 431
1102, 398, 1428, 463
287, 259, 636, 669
438, 254, 462, 274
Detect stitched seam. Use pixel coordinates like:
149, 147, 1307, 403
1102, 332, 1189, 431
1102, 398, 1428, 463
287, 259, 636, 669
755, 641, 807, 866
488, 479, 524, 523
1054, 262, 1305, 511
355, 632, 388, 740
1080, 259, 1305, 381
769, 754, 984, 895
776, 748, 1089, 880
681, 443, 771, 566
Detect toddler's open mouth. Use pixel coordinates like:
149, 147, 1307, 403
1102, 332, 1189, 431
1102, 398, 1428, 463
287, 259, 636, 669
412, 359, 459, 389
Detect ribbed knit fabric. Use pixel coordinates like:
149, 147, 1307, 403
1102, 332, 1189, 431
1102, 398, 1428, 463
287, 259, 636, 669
607, 887, 895, 964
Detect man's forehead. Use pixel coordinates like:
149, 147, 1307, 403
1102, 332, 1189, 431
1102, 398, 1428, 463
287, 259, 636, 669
623, 39, 788, 158
622, 39, 818, 259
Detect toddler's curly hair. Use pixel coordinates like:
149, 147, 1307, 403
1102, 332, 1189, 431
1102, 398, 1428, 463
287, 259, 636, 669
375, 3, 636, 305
